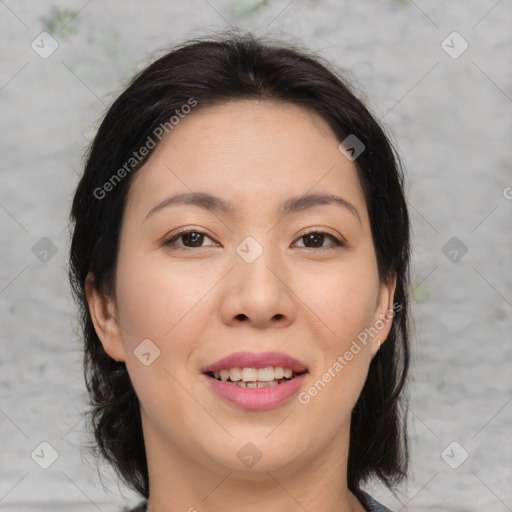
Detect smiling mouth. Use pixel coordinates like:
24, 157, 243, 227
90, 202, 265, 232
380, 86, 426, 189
204, 367, 308, 388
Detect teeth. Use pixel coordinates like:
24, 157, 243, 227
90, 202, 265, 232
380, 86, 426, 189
211, 366, 301, 383
241, 367, 258, 382
229, 368, 242, 381
257, 367, 274, 381
242, 381, 279, 388
257, 381, 278, 388
274, 366, 284, 379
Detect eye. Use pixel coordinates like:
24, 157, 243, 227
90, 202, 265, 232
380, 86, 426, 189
162, 228, 218, 249
162, 228, 344, 251
294, 230, 343, 250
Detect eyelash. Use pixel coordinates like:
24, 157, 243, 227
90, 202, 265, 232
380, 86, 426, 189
162, 228, 344, 251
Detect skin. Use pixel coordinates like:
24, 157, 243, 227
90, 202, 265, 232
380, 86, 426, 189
86, 99, 396, 512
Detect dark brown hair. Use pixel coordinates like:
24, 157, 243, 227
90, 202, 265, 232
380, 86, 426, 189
69, 30, 411, 499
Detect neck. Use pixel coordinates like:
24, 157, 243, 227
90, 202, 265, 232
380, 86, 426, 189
141, 409, 365, 512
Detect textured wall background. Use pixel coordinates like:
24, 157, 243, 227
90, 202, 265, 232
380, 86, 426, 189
1, 1, 511, 510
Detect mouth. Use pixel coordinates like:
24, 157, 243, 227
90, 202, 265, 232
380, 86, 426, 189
201, 351, 309, 410
204, 366, 308, 388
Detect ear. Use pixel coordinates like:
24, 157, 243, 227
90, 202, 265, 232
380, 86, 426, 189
85, 272, 126, 362
371, 272, 397, 357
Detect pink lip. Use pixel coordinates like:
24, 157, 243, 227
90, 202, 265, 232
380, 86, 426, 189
203, 372, 308, 410
201, 351, 308, 373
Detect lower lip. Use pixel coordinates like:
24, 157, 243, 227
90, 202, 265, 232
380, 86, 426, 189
203, 373, 308, 410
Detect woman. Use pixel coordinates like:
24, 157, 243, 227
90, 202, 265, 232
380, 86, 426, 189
69, 31, 411, 512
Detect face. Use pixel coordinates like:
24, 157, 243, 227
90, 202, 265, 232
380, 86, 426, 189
87, 99, 396, 479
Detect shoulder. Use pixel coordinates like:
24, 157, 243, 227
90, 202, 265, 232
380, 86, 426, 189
357, 490, 394, 512
121, 502, 147, 512
121, 494, 391, 512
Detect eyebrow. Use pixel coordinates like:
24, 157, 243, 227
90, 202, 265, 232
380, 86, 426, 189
144, 191, 361, 224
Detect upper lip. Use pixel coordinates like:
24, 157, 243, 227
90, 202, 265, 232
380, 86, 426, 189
201, 351, 308, 373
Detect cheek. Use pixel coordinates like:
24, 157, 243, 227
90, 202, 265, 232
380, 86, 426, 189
294, 259, 379, 417
113, 252, 214, 419
115, 251, 209, 344
299, 257, 380, 346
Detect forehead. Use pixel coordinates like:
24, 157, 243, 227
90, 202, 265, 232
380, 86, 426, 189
125, 99, 367, 221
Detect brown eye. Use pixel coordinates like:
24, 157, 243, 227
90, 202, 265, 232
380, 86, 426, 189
295, 231, 342, 250
163, 229, 217, 249
181, 231, 205, 247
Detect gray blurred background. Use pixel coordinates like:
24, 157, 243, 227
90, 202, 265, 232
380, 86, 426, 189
1, 1, 511, 511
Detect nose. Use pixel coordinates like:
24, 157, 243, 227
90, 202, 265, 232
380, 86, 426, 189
219, 245, 297, 329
